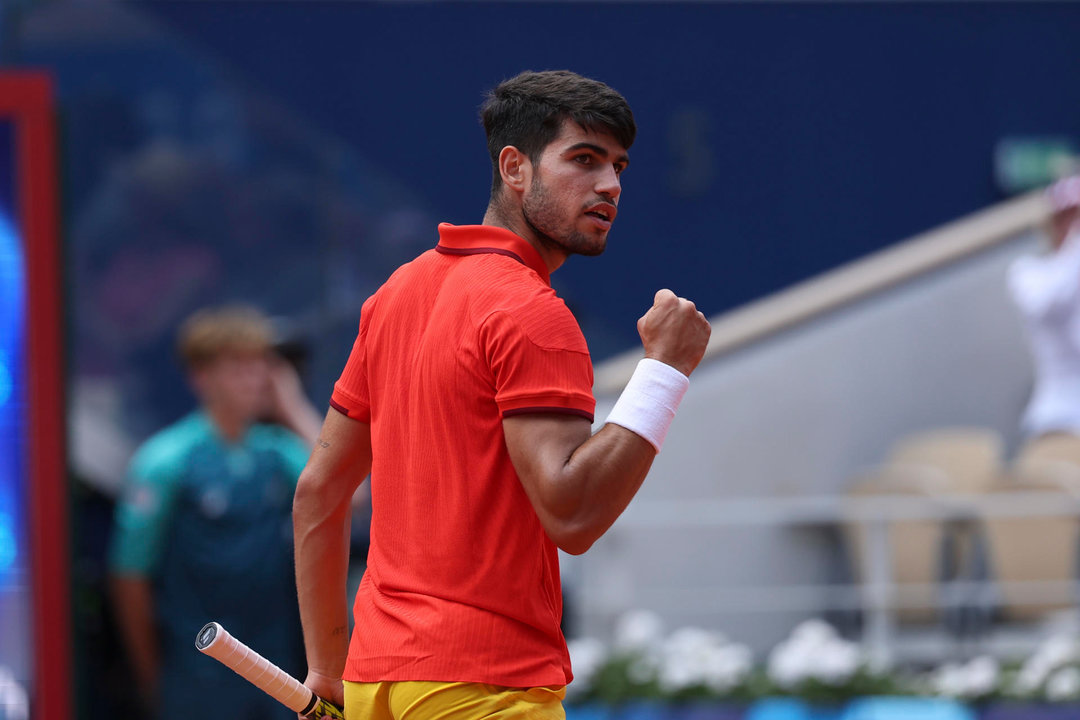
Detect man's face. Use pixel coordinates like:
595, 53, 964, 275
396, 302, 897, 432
194, 350, 271, 422
521, 120, 629, 258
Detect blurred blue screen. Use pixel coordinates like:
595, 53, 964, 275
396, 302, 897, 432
0, 117, 30, 682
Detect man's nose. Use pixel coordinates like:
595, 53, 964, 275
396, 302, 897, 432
596, 165, 621, 201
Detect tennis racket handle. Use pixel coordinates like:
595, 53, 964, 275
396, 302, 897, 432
195, 622, 345, 719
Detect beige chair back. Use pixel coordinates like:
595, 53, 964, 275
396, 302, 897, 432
1016, 434, 1080, 480
887, 428, 1004, 494
846, 428, 1004, 623
846, 470, 945, 623
984, 435, 1080, 622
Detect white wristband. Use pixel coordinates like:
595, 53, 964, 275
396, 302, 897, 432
605, 358, 690, 453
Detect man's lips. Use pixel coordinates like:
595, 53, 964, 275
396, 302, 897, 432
584, 202, 617, 229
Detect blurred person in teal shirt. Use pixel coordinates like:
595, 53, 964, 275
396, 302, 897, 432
108, 305, 321, 720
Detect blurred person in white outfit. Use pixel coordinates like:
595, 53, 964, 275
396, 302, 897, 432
1009, 176, 1080, 438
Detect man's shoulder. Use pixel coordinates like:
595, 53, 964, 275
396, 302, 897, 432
381, 247, 443, 285
463, 252, 555, 300
129, 413, 209, 479
480, 288, 588, 355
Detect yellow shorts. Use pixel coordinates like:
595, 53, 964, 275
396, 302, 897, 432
343, 680, 566, 720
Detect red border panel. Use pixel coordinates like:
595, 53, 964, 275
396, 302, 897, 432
0, 73, 70, 720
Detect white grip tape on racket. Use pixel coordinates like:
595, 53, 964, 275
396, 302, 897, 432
196, 621, 323, 716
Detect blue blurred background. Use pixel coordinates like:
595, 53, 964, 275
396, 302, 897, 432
8, 1, 1080, 435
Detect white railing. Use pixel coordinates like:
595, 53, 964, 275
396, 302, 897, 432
606, 492, 1080, 667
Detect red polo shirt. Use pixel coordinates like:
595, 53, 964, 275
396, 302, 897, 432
331, 223, 595, 687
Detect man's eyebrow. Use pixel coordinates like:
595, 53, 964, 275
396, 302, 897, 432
565, 142, 630, 166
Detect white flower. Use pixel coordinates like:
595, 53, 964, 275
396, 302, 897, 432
566, 637, 607, 699
931, 663, 969, 699
658, 657, 698, 693
0, 667, 28, 720
664, 627, 718, 656
1046, 666, 1080, 702
1036, 636, 1079, 669
767, 619, 860, 688
1015, 658, 1050, 696
653, 626, 753, 694
704, 644, 753, 693
767, 640, 807, 689
613, 610, 664, 686
1015, 636, 1080, 694
613, 609, 665, 655
790, 619, 837, 648
809, 639, 861, 685
930, 656, 999, 699
658, 631, 707, 691
965, 656, 1000, 697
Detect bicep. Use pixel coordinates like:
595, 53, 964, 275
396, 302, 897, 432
503, 413, 592, 510
296, 408, 372, 504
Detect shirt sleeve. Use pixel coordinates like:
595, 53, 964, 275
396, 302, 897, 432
1009, 233, 1080, 320
108, 447, 182, 576
331, 295, 375, 422
481, 298, 596, 421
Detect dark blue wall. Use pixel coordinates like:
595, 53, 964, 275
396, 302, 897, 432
142, 1, 1080, 356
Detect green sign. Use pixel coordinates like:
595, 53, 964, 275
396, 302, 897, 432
994, 137, 1079, 194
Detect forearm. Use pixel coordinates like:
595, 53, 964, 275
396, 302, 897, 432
109, 574, 159, 697
294, 476, 354, 678
548, 423, 656, 553
551, 356, 692, 549
292, 410, 371, 709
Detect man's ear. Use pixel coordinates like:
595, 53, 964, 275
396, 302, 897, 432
497, 146, 531, 193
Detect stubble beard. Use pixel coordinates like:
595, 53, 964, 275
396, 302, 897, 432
521, 176, 606, 258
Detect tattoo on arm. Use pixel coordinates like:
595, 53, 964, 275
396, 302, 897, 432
331, 625, 348, 636
317, 438, 331, 449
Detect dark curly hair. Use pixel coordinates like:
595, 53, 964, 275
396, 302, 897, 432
481, 70, 636, 194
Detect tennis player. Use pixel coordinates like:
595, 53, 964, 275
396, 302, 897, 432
293, 70, 711, 720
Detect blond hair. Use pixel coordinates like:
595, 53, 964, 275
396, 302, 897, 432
177, 305, 274, 370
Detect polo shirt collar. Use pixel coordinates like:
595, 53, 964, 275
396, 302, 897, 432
435, 223, 551, 285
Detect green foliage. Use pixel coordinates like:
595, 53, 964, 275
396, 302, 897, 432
581, 654, 663, 705
761, 667, 909, 705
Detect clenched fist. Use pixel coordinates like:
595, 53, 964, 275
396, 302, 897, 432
637, 289, 711, 377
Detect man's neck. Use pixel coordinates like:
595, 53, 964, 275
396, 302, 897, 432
204, 404, 248, 444
483, 197, 565, 274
